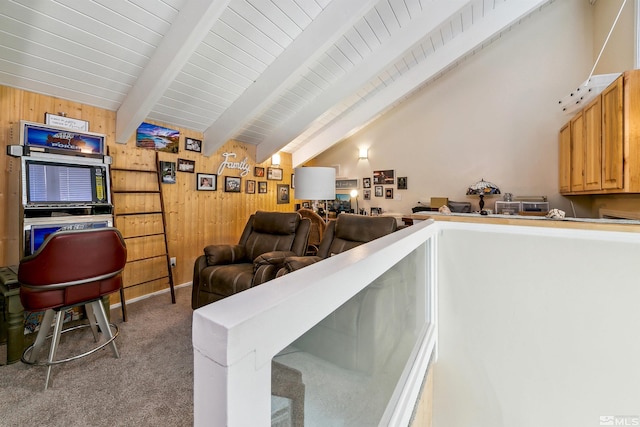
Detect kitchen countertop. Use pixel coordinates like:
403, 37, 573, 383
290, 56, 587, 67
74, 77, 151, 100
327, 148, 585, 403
409, 211, 640, 233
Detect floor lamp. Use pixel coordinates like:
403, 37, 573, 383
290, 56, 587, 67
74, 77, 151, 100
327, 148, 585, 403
294, 167, 336, 221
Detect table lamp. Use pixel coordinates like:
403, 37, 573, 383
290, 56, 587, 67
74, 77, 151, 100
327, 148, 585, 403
466, 178, 501, 214
294, 167, 336, 220
350, 189, 359, 214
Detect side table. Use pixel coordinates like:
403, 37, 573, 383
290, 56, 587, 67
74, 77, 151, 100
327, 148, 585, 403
0, 266, 23, 364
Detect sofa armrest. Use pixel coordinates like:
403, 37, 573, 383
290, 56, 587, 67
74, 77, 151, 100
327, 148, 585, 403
281, 256, 323, 274
252, 251, 297, 286
204, 244, 246, 265
254, 251, 297, 269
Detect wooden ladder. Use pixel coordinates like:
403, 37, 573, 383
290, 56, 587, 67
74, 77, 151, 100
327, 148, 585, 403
108, 147, 176, 321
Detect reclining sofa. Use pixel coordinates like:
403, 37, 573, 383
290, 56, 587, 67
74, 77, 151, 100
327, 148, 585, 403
192, 211, 310, 309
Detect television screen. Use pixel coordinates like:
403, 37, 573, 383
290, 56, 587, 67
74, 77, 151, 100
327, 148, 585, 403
24, 160, 108, 206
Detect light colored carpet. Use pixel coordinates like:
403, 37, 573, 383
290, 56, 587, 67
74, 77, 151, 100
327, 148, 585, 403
0, 285, 194, 427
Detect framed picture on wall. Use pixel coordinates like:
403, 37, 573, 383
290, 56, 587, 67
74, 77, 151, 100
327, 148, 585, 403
363, 177, 371, 188
373, 170, 395, 185
160, 161, 176, 184
277, 184, 290, 204
364, 189, 371, 200
197, 173, 216, 191
385, 188, 394, 199
258, 181, 268, 194
254, 167, 265, 177
397, 177, 407, 190
246, 180, 256, 194
374, 185, 383, 197
224, 176, 241, 192
267, 167, 283, 180
185, 137, 202, 153
177, 158, 195, 173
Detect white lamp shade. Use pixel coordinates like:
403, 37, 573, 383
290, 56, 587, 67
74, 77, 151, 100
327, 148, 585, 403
294, 167, 336, 200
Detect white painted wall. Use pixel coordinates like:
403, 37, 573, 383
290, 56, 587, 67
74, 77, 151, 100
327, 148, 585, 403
309, 0, 595, 216
434, 223, 640, 427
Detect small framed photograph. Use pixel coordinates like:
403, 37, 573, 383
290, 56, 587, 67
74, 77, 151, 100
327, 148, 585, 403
363, 177, 371, 188
197, 173, 216, 191
277, 184, 290, 204
224, 176, 241, 192
302, 201, 310, 208
374, 185, 383, 197
364, 189, 371, 200
160, 161, 176, 184
370, 207, 381, 216
246, 180, 256, 194
178, 158, 195, 173
258, 181, 268, 194
267, 167, 283, 180
185, 137, 202, 153
385, 188, 394, 199
373, 169, 395, 185
254, 167, 265, 177
397, 177, 407, 190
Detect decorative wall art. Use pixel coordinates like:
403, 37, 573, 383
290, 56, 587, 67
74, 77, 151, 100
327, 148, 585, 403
178, 158, 195, 173
374, 186, 383, 197
397, 177, 407, 189
45, 113, 89, 131
160, 161, 176, 184
136, 122, 179, 153
246, 180, 256, 194
224, 176, 241, 192
277, 184, 290, 204
363, 177, 371, 188
373, 170, 395, 185
197, 173, 216, 191
364, 189, 371, 200
185, 137, 202, 153
335, 178, 358, 190
254, 167, 265, 177
258, 181, 268, 194
267, 167, 283, 180
385, 188, 394, 199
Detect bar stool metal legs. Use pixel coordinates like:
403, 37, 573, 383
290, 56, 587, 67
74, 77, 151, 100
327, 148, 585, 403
22, 300, 120, 390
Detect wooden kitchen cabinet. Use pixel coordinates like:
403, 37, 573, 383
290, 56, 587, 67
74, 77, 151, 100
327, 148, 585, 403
558, 70, 640, 194
570, 111, 585, 192
601, 75, 623, 190
558, 122, 571, 193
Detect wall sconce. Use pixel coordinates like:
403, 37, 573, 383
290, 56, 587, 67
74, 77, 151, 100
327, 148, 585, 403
358, 148, 368, 159
271, 153, 281, 166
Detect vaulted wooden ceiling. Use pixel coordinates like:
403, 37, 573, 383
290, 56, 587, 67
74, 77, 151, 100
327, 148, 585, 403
0, 0, 551, 166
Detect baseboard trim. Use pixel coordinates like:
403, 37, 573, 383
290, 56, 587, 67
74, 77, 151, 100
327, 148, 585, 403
110, 282, 192, 309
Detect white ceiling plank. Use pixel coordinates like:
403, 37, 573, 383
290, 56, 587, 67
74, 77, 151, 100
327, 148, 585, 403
256, 0, 469, 163
115, 0, 231, 143
291, 0, 551, 166
202, 0, 380, 157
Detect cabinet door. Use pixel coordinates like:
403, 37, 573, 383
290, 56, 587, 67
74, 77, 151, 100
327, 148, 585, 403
583, 96, 602, 191
570, 112, 585, 192
601, 76, 623, 190
558, 122, 571, 193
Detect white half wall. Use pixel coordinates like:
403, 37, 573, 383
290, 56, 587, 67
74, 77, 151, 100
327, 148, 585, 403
434, 223, 640, 427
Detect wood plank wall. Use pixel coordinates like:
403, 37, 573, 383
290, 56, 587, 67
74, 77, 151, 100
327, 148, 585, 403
0, 85, 297, 304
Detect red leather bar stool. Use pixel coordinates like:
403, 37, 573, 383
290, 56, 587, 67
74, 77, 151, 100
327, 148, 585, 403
18, 228, 127, 390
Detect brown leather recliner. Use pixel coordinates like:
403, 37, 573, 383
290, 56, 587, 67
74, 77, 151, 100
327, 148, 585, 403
277, 214, 408, 373
192, 211, 310, 309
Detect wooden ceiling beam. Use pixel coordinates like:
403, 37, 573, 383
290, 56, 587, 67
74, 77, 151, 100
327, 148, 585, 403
201, 0, 379, 157
292, 0, 551, 167
256, 0, 470, 164
115, 0, 231, 144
